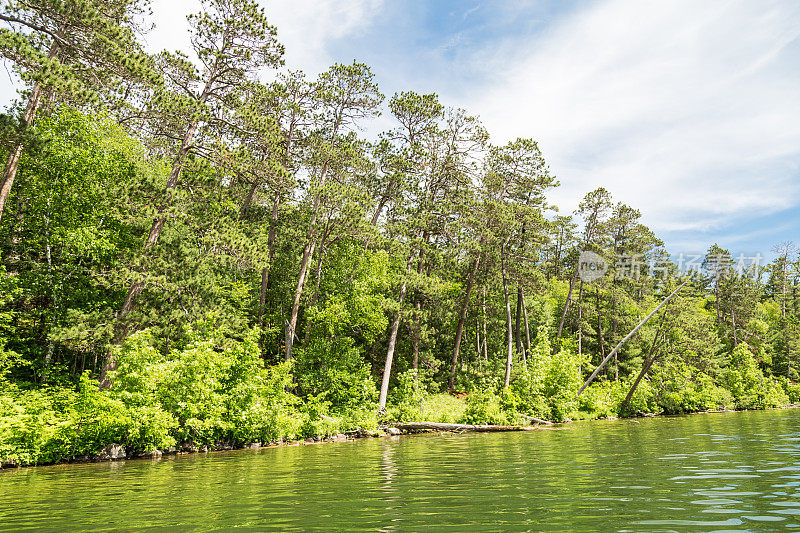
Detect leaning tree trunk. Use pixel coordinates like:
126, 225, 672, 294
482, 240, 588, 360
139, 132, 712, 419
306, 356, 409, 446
411, 245, 427, 371
302, 242, 327, 345
555, 268, 578, 347
450, 254, 481, 388
286, 159, 332, 359
99, 119, 200, 389
286, 238, 317, 360
378, 248, 418, 411
620, 314, 667, 411
0, 44, 59, 223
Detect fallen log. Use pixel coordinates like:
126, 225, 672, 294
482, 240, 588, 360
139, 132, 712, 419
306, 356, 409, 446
396, 422, 540, 432
521, 415, 554, 425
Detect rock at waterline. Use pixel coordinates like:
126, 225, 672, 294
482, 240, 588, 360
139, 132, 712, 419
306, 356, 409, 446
99, 444, 126, 460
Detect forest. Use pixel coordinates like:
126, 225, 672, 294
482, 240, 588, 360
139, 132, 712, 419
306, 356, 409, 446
1, 0, 798, 467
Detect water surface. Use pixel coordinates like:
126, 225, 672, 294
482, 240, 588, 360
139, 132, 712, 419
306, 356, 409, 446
3, 409, 800, 531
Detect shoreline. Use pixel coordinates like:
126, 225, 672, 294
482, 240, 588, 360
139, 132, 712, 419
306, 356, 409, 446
4, 404, 799, 471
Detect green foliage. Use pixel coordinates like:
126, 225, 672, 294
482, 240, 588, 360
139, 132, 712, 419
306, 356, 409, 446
778, 377, 800, 403
419, 393, 467, 424
721, 343, 789, 410
113, 319, 299, 445
0, 373, 175, 466
651, 361, 733, 414
452, 362, 502, 394
459, 389, 516, 425
295, 336, 377, 410
1, 0, 799, 470
577, 380, 629, 419
387, 370, 425, 422
296, 394, 336, 439
510, 330, 582, 421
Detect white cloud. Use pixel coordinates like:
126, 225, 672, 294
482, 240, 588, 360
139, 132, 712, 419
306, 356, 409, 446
144, 1, 197, 55
267, 0, 385, 74
465, 0, 800, 236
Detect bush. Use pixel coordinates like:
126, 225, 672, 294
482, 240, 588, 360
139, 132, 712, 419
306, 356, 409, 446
295, 336, 377, 410
510, 329, 582, 421
720, 344, 788, 410
778, 377, 800, 403
420, 393, 467, 423
387, 370, 425, 422
652, 361, 733, 414
459, 389, 516, 425
113, 322, 300, 446
0, 374, 175, 466
577, 380, 628, 418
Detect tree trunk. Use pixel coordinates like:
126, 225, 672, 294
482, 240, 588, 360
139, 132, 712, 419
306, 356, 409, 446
396, 421, 544, 432
411, 244, 427, 372
258, 190, 282, 326
450, 254, 481, 388
476, 316, 481, 359
620, 314, 666, 411
378, 280, 407, 411
522, 291, 531, 353
482, 286, 488, 361
41, 207, 56, 382
286, 161, 331, 359
502, 244, 513, 388
286, 239, 316, 360
302, 243, 326, 345
556, 269, 578, 342
577, 281, 584, 359
239, 178, 260, 219
120, 119, 200, 315
412, 306, 420, 371
0, 43, 59, 223
378, 249, 417, 411
595, 286, 611, 378
515, 285, 523, 355
99, 119, 200, 389
620, 355, 657, 412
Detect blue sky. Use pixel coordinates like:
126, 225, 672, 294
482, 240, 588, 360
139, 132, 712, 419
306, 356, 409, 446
2, 0, 798, 259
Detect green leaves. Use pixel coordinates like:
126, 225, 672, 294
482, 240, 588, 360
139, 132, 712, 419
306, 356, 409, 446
0, 0, 156, 105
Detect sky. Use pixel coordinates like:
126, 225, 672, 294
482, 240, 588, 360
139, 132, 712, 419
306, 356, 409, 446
2, 0, 799, 260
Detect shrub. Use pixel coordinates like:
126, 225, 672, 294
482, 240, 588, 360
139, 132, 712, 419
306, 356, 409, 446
720, 344, 789, 410
420, 393, 467, 423
459, 389, 515, 425
511, 329, 582, 421
652, 361, 733, 414
294, 336, 377, 410
0, 374, 175, 466
387, 370, 425, 422
113, 321, 300, 446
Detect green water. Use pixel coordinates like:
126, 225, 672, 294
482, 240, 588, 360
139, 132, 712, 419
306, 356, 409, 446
3, 409, 800, 531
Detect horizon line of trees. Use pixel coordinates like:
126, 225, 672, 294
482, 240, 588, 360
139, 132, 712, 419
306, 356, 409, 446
0, 0, 798, 425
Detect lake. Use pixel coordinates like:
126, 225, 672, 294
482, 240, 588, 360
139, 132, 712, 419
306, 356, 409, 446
2, 409, 800, 531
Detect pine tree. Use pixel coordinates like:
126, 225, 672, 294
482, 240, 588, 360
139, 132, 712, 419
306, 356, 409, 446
0, 0, 155, 222
100, 0, 283, 386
